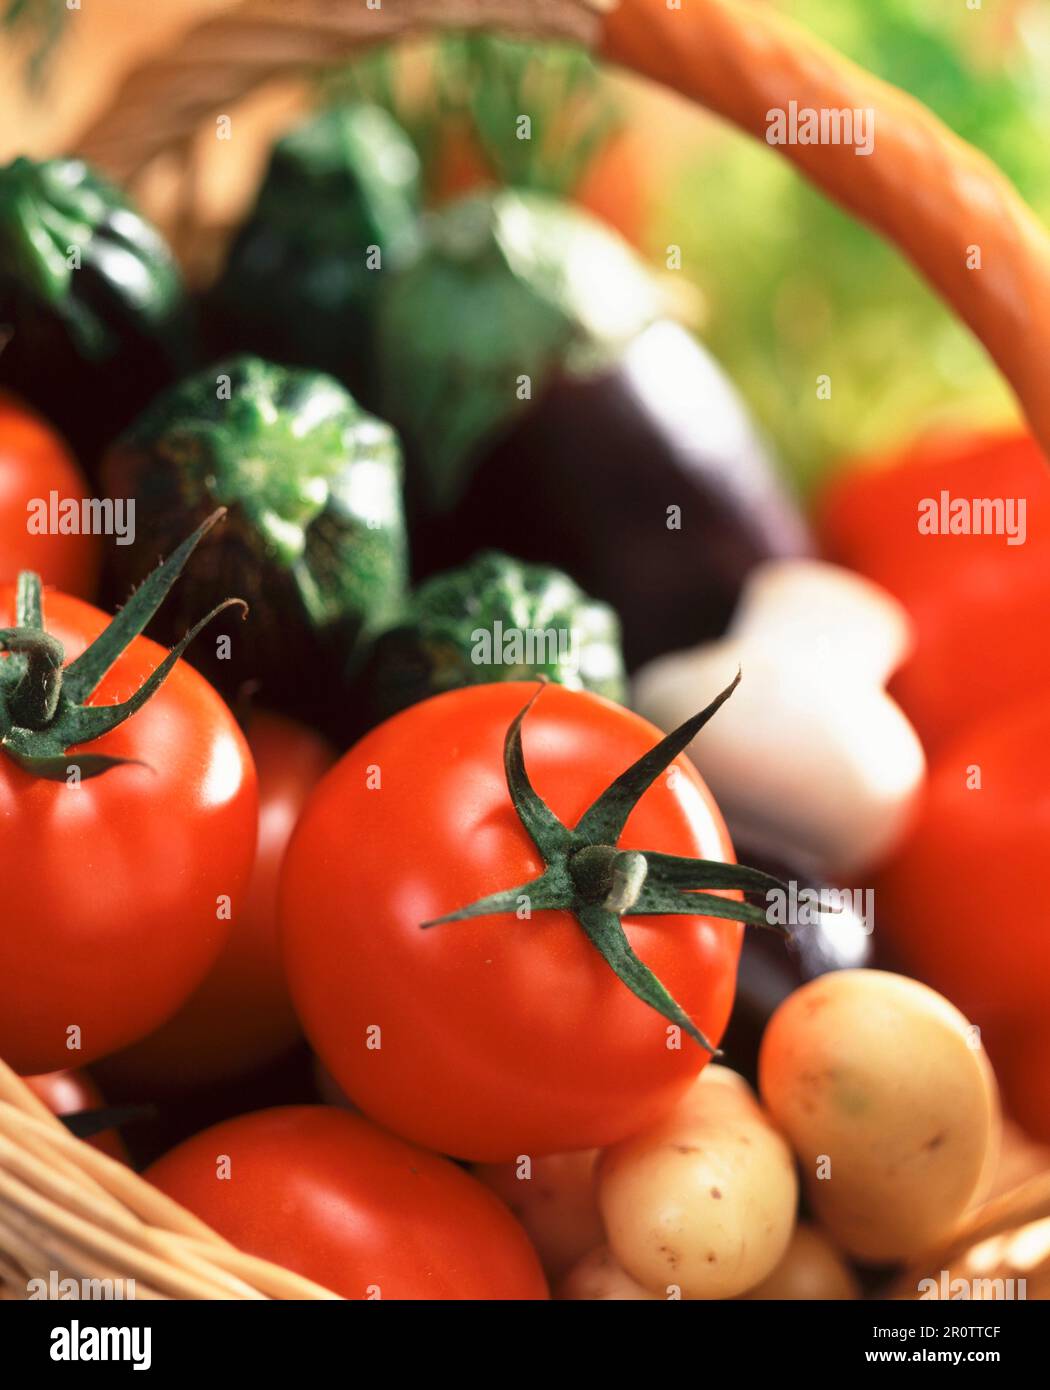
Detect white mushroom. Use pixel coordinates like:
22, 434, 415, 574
632, 559, 925, 876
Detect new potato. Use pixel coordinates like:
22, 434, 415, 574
559, 1246, 662, 1301
758, 970, 999, 1263
597, 1065, 798, 1299
743, 1223, 859, 1300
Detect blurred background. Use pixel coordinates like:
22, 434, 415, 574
4, 0, 1049, 492
3, 0, 1050, 1298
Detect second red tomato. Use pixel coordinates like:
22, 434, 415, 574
145, 1107, 548, 1300
97, 712, 334, 1090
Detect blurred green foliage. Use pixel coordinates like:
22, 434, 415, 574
322, 36, 622, 200
657, 0, 1050, 490
3, 0, 67, 85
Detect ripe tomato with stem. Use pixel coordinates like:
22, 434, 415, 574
281, 677, 781, 1160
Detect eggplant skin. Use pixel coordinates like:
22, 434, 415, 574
101, 356, 409, 725
413, 320, 812, 670
376, 189, 661, 517
0, 157, 190, 468
204, 105, 420, 402
719, 850, 873, 1085
357, 549, 627, 731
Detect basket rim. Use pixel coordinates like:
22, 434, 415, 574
0, 1059, 340, 1300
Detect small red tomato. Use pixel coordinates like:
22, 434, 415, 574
0, 392, 99, 599
98, 711, 334, 1090
818, 431, 1050, 752
0, 580, 258, 1074
145, 1107, 549, 1300
281, 682, 744, 1161
473, 1149, 604, 1282
992, 1015, 1050, 1144
25, 1068, 127, 1161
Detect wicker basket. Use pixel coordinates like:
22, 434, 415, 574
3, 0, 1050, 1301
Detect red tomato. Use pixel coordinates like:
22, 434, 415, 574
281, 682, 741, 1161
25, 1069, 127, 1161
876, 691, 1050, 1139
994, 1016, 1050, 1144
818, 431, 1050, 752
0, 586, 258, 1075
473, 1149, 603, 1282
98, 712, 333, 1090
0, 392, 99, 600
145, 1106, 549, 1300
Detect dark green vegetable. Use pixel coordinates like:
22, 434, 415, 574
359, 550, 626, 727
0, 156, 190, 465
206, 105, 421, 399
101, 356, 408, 722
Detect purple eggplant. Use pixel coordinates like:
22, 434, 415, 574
376, 191, 811, 670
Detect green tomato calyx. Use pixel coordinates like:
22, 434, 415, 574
0, 510, 244, 780
421, 673, 788, 1053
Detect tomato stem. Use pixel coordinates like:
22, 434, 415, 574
0, 510, 244, 781
0, 622, 65, 728
16, 569, 42, 628
421, 675, 792, 1052
570, 844, 648, 912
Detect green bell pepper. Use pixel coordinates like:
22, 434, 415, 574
207, 104, 421, 400
101, 355, 409, 723
0, 156, 190, 465
359, 549, 626, 727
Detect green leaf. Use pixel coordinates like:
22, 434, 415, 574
631, 884, 780, 931
574, 672, 741, 844
644, 851, 785, 897
576, 903, 719, 1054
502, 685, 574, 857
63, 511, 227, 704
1, 517, 247, 781
59, 599, 246, 744
421, 870, 567, 930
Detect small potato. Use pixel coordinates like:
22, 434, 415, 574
558, 1245, 662, 1301
743, 1223, 859, 1300
759, 970, 999, 1263
598, 1065, 798, 1300
472, 1150, 603, 1281
681, 1063, 755, 1100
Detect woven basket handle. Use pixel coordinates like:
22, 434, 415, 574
75, 0, 1050, 451
602, 0, 1050, 455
